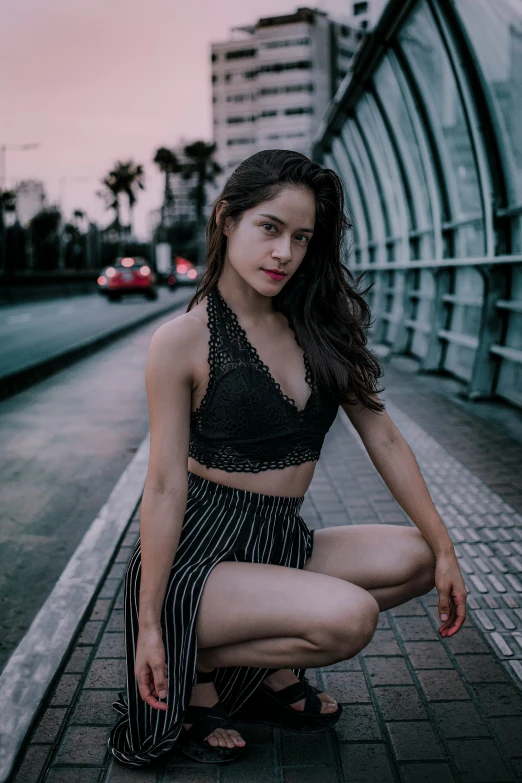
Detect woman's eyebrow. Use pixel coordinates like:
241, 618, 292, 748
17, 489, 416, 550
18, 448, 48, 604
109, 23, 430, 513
258, 213, 314, 233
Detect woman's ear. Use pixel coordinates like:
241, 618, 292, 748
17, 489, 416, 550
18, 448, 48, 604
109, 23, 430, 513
216, 199, 228, 232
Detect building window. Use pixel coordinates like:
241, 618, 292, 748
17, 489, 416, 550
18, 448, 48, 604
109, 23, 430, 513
259, 60, 312, 74
225, 73, 232, 82
226, 48, 257, 60
259, 84, 314, 96
211, 52, 218, 62
338, 46, 354, 59
212, 74, 217, 83
284, 106, 314, 115
260, 110, 277, 117
227, 117, 245, 124
340, 25, 351, 37
353, 1, 369, 15
227, 138, 255, 145
262, 37, 311, 49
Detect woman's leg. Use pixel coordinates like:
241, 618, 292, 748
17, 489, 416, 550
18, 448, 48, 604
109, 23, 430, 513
304, 524, 436, 609
185, 560, 379, 748
257, 525, 435, 728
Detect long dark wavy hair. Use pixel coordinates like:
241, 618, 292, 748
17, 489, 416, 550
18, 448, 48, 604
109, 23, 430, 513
187, 149, 385, 412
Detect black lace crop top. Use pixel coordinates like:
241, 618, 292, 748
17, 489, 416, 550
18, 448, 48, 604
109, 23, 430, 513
188, 285, 339, 473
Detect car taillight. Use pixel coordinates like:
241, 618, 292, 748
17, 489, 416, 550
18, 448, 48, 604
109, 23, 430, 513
140, 266, 151, 276
187, 269, 197, 279
106, 267, 116, 278
98, 275, 107, 285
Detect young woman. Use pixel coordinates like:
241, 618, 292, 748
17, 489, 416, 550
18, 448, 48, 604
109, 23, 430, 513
108, 149, 467, 768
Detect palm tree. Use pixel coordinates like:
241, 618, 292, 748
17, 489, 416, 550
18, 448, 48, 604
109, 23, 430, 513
153, 147, 181, 228
97, 173, 123, 232
97, 160, 145, 236
181, 141, 222, 222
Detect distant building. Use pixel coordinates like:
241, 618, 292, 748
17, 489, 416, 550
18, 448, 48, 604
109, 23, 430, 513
209, 6, 372, 202
15, 180, 45, 226
348, 0, 388, 31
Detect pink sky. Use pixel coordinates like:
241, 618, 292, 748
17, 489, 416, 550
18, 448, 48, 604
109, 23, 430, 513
1, 0, 350, 237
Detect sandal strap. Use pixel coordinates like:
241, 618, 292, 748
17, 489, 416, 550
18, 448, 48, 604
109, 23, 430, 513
183, 700, 236, 744
263, 678, 323, 715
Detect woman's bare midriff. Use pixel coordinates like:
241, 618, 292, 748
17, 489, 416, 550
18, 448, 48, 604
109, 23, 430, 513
187, 456, 317, 498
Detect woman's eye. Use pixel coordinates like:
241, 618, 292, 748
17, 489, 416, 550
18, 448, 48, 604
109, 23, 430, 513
262, 224, 308, 243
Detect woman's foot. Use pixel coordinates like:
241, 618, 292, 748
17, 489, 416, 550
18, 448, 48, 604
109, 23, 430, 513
263, 669, 338, 713
182, 679, 246, 749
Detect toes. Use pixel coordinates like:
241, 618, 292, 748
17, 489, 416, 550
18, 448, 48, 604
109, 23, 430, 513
212, 728, 239, 749
230, 730, 246, 746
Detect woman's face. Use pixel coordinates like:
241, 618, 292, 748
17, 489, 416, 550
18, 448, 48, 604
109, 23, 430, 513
221, 185, 315, 295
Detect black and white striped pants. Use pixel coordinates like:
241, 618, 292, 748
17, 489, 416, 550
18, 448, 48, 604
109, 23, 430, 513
108, 470, 315, 767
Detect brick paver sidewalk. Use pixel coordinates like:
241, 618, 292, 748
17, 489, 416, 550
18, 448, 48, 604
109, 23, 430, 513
12, 361, 522, 783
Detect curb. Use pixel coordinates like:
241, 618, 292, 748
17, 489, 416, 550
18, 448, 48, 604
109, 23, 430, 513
0, 291, 193, 402
0, 434, 151, 783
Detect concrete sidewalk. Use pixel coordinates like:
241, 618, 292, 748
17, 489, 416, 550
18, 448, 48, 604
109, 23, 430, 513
10, 359, 522, 783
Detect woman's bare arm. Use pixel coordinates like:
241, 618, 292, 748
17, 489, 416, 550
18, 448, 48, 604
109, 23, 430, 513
138, 315, 195, 631
342, 397, 467, 637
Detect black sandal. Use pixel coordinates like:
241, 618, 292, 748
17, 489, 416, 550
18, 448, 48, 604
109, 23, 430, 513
177, 669, 245, 764
236, 672, 342, 733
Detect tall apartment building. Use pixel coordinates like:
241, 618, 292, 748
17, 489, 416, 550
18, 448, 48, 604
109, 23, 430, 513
209, 6, 366, 197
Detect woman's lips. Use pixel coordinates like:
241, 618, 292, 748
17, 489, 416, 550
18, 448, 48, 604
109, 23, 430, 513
262, 269, 286, 280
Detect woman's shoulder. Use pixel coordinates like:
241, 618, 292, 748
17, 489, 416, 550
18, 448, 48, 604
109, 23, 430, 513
148, 296, 211, 377
152, 296, 209, 346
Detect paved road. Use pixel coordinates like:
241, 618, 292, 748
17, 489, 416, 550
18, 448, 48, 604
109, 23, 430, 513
0, 299, 190, 673
0, 289, 190, 380
14, 357, 522, 783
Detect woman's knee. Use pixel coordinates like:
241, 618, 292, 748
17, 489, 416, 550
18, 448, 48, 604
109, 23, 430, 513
309, 588, 379, 661
407, 529, 436, 595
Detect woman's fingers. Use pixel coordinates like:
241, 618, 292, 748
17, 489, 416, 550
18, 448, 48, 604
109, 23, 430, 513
445, 590, 467, 637
136, 666, 169, 710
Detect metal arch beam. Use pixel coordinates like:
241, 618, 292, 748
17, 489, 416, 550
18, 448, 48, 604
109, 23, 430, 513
340, 123, 387, 257
337, 130, 375, 249
429, 1, 511, 399
388, 51, 443, 261
433, 0, 510, 219
392, 39, 454, 227
352, 110, 393, 239
428, 0, 494, 259
355, 95, 410, 246
328, 140, 370, 266
369, 85, 417, 237
370, 60, 435, 247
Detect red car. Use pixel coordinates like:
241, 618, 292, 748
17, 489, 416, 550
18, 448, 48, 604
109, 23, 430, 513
97, 257, 158, 302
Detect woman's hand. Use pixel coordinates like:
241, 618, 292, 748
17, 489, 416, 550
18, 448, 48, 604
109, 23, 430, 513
435, 552, 468, 637
135, 626, 169, 710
